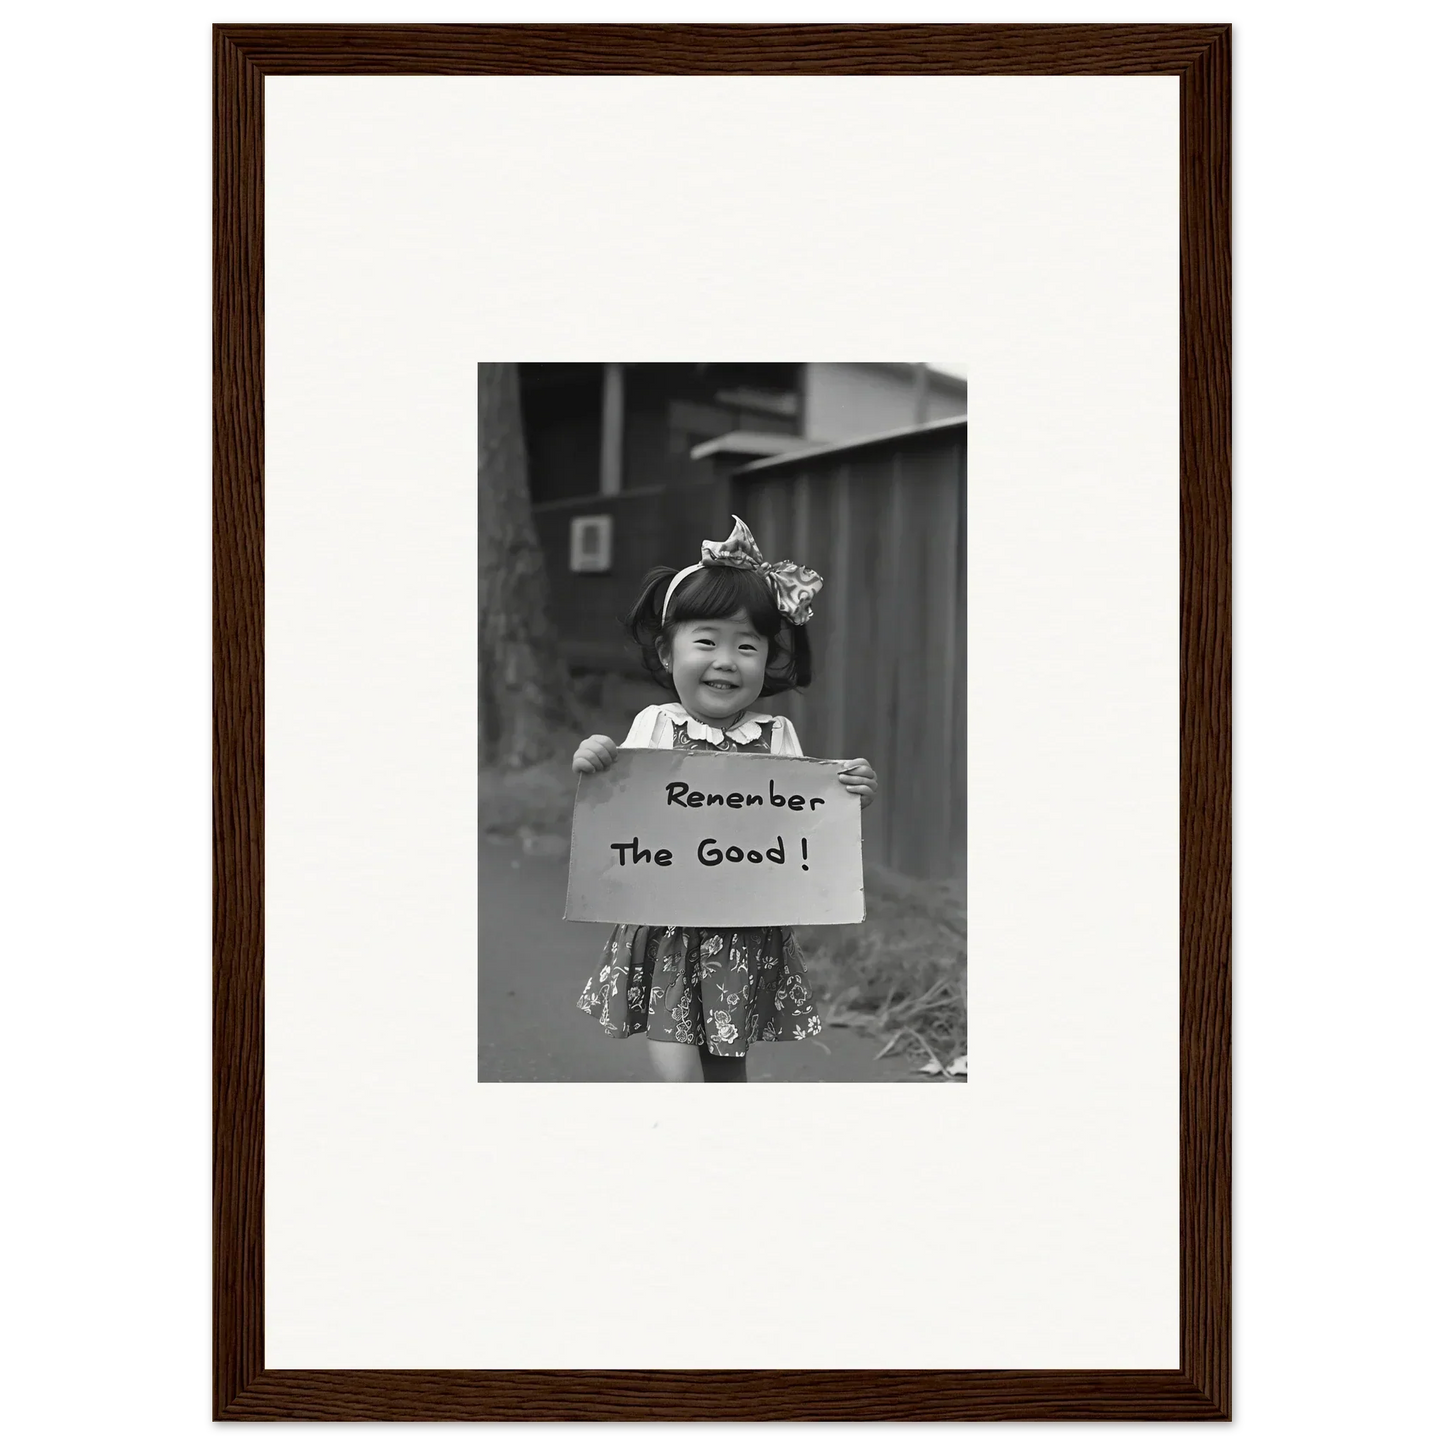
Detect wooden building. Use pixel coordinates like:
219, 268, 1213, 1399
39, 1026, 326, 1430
520, 362, 966, 676
513, 363, 967, 881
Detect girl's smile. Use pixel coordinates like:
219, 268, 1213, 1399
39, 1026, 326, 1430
661, 609, 768, 726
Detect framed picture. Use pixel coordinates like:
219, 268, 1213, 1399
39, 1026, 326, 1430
215, 23, 1229, 1421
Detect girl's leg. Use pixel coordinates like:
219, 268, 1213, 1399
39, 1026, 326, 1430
647, 1040, 704, 1082
699, 1049, 747, 1084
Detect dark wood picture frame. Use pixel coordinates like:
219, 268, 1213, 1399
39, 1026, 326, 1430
214, 23, 1229, 1422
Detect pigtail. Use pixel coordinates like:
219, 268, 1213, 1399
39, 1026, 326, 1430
769, 620, 812, 695
625, 565, 681, 695
757, 618, 810, 696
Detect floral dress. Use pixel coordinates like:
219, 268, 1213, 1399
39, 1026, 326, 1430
575, 703, 824, 1058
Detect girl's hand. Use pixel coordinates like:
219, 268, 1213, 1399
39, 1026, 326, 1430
838, 758, 878, 809
572, 735, 620, 774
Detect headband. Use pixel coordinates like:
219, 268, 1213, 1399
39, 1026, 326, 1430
660, 515, 823, 627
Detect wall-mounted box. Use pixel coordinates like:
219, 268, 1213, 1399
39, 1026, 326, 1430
568, 514, 613, 573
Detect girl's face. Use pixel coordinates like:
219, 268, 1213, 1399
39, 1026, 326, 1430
660, 608, 768, 722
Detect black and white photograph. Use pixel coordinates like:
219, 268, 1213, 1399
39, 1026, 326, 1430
477, 362, 967, 1082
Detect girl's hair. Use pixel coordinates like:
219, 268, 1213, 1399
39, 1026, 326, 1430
626, 563, 812, 699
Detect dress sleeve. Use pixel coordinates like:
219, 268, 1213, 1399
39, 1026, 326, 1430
621, 705, 664, 749
769, 715, 804, 757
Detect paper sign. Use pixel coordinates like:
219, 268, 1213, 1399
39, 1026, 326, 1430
564, 750, 864, 927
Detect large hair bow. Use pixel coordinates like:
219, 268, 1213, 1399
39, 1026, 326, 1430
662, 515, 823, 626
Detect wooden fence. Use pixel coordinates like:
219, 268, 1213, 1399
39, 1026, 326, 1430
733, 419, 967, 882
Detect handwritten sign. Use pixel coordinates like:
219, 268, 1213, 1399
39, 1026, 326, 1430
564, 750, 864, 927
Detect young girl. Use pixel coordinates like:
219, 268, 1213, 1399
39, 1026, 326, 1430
573, 516, 877, 1083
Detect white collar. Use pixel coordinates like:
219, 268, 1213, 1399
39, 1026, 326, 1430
659, 701, 770, 747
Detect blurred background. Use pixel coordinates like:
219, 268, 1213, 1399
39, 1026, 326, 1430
478, 362, 967, 1082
